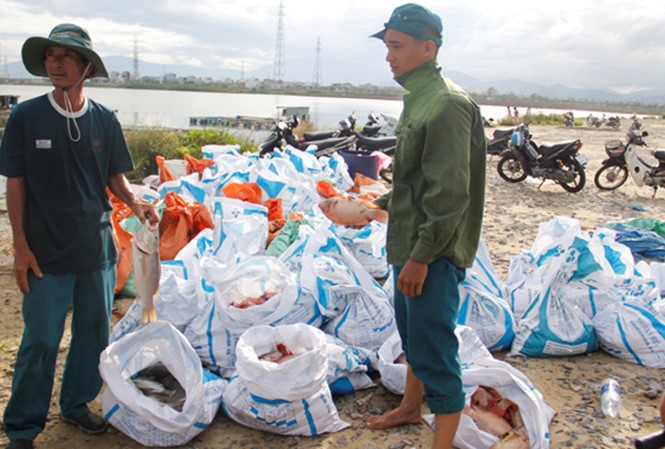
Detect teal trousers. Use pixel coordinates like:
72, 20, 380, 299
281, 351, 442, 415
3, 267, 115, 441
393, 257, 466, 414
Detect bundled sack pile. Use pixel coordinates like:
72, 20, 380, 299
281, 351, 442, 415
499, 216, 665, 367
104, 146, 397, 445
105, 145, 559, 448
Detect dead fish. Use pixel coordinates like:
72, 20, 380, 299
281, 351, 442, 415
462, 404, 513, 438
132, 222, 160, 324
318, 197, 387, 227
489, 428, 530, 449
259, 342, 296, 364
232, 290, 277, 309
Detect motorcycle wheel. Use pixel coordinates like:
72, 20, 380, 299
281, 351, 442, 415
497, 155, 527, 183
594, 162, 628, 190
558, 158, 586, 193
610, 121, 620, 129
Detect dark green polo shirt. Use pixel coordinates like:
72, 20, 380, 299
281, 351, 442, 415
0, 93, 134, 273
375, 60, 486, 268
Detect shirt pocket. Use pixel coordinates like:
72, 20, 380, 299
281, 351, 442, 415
394, 120, 423, 174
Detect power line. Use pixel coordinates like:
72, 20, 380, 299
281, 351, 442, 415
313, 36, 322, 86
273, 0, 285, 81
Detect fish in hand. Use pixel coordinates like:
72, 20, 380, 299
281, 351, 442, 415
132, 222, 160, 324
318, 197, 387, 227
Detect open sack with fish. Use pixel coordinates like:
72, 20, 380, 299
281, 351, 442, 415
222, 324, 350, 436
379, 326, 554, 449
99, 321, 227, 447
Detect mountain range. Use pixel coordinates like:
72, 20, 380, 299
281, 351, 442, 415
5, 56, 665, 105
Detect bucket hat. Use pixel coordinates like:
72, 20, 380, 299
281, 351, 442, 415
21, 23, 109, 79
371, 3, 443, 46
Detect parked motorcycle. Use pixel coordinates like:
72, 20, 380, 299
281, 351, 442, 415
300, 112, 394, 143
563, 111, 574, 127
594, 127, 665, 196
487, 126, 519, 156
257, 115, 301, 156
496, 121, 588, 192
586, 113, 621, 129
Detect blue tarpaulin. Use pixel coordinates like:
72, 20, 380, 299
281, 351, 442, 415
610, 223, 665, 261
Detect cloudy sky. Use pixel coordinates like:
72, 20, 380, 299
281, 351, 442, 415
1, 0, 664, 93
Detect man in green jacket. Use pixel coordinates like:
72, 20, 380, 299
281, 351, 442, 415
365, 4, 486, 448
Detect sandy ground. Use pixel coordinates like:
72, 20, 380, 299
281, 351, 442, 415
2, 119, 665, 449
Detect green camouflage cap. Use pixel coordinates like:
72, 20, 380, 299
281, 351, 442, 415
21, 23, 109, 79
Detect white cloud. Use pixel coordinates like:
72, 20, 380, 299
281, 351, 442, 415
2, 0, 665, 91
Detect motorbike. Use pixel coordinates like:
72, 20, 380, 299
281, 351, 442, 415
487, 125, 520, 156
258, 114, 396, 160
300, 112, 394, 143
563, 111, 574, 127
586, 114, 621, 129
496, 121, 588, 192
594, 127, 665, 196
257, 115, 300, 156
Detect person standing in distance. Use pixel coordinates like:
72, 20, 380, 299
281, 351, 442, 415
0, 24, 158, 449
365, 4, 486, 449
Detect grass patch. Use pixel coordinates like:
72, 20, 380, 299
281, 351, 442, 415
497, 113, 584, 127
124, 128, 255, 181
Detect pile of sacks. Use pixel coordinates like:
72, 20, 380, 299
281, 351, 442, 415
456, 215, 665, 368
105, 145, 634, 447
102, 145, 397, 446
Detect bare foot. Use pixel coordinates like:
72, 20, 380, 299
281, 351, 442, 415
366, 406, 422, 430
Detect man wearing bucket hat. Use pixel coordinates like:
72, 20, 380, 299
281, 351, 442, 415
366, 4, 486, 448
0, 24, 157, 449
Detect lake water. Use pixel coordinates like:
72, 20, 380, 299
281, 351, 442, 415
1, 84, 630, 135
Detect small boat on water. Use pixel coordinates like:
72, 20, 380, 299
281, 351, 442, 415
189, 105, 310, 130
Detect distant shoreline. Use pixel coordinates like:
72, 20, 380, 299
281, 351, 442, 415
1, 78, 663, 116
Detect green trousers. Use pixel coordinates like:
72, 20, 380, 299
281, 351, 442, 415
3, 267, 115, 441
393, 257, 466, 415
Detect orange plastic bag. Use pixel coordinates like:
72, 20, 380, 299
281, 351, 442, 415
107, 189, 135, 294
263, 198, 285, 222
348, 172, 379, 194
221, 182, 262, 204
110, 209, 133, 294
267, 219, 287, 246
316, 180, 342, 198
184, 154, 215, 178
159, 192, 214, 260
156, 155, 176, 184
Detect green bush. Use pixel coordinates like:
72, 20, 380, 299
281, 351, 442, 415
123, 128, 253, 181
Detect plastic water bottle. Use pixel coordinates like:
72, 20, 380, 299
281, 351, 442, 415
600, 378, 621, 418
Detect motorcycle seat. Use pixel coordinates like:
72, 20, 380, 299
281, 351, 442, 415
654, 149, 665, 162
537, 141, 579, 157
492, 128, 514, 139
303, 130, 337, 141
354, 132, 397, 151
362, 124, 382, 136
300, 135, 353, 151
